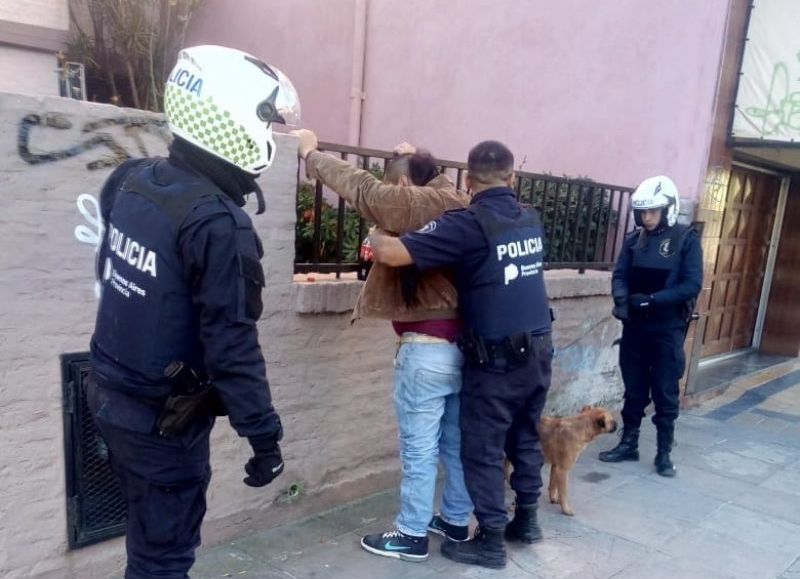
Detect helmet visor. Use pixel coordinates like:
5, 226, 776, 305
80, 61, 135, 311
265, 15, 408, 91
273, 66, 301, 127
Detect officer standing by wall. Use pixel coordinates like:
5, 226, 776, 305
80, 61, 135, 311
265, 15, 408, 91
88, 45, 299, 578
371, 140, 553, 570
598, 176, 703, 477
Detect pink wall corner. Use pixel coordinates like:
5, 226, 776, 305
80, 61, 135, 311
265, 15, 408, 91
359, 0, 730, 200
187, 0, 357, 144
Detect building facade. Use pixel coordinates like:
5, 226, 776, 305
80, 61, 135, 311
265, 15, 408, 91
0, 0, 69, 97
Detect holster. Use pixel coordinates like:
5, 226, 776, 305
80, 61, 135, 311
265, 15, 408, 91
457, 329, 489, 367
156, 361, 224, 438
504, 331, 534, 364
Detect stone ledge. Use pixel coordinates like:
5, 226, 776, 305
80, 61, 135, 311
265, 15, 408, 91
546, 269, 611, 299
292, 273, 363, 314
292, 269, 610, 314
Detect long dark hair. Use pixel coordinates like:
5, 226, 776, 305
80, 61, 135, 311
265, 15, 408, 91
398, 150, 440, 307
408, 150, 439, 186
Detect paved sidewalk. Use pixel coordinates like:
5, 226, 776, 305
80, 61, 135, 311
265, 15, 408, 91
194, 363, 800, 579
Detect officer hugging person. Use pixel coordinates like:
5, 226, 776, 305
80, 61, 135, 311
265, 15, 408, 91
598, 176, 703, 476
88, 45, 299, 578
371, 140, 554, 570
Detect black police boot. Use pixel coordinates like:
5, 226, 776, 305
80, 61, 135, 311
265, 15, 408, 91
505, 504, 543, 543
441, 526, 506, 570
655, 424, 677, 477
598, 425, 640, 462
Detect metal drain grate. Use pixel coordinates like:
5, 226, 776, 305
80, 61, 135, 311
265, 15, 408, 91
62, 352, 126, 548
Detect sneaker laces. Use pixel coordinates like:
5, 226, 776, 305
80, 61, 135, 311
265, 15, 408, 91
381, 529, 404, 539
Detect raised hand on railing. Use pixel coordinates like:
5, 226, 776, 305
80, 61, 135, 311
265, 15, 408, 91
392, 142, 416, 156
292, 129, 318, 160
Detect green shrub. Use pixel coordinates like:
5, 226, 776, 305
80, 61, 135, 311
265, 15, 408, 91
295, 162, 383, 264
295, 182, 364, 263
516, 176, 621, 263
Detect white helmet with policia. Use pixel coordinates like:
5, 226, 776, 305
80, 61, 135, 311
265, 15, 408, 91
630, 175, 680, 229
164, 44, 301, 212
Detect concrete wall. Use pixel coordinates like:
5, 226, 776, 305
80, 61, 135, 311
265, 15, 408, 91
0, 92, 621, 579
189, 0, 730, 199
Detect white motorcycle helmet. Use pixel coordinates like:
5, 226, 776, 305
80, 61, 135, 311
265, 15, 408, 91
164, 45, 300, 175
631, 175, 680, 228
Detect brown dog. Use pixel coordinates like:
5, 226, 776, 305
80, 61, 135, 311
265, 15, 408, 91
537, 406, 617, 516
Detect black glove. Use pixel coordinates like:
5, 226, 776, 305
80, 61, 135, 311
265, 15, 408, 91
612, 296, 629, 321
244, 434, 284, 487
629, 293, 655, 311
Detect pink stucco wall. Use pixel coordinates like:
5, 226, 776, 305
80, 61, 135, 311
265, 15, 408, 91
187, 0, 357, 144
188, 0, 732, 199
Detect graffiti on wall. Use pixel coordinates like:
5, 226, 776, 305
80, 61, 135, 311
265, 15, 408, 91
16, 111, 170, 297
703, 166, 729, 211
17, 113, 170, 170
744, 55, 800, 138
74, 193, 105, 298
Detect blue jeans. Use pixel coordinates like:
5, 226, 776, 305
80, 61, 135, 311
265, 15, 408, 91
393, 336, 473, 537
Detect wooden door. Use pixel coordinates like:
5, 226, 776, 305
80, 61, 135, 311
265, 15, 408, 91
761, 178, 800, 356
701, 166, 781, 357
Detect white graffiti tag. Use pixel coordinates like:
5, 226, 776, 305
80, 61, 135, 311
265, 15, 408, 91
74, 193, 104, 298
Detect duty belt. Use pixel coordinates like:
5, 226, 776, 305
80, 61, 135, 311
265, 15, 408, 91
459, 330, 550, 372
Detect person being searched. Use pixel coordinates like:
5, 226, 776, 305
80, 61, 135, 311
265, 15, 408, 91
370, 140, 553, 570
293, 129, 473, 563
599, 175, 703, 477
88, 45, 299, 578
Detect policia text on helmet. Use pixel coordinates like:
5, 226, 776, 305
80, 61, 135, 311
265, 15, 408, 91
164, 45, 300, 213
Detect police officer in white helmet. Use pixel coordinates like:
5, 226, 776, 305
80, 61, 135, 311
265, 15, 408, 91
88, 45, 299, 577
598, 176, 702, 477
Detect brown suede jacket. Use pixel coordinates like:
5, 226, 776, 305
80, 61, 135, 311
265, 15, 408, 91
305, 150, 469, 322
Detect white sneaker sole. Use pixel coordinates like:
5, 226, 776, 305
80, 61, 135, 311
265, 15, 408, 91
360, 537, 429, 562
427, 525, 470, 542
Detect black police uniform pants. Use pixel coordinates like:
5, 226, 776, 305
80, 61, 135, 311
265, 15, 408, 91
90, 389, 214, 579
619, 324, 686, 430
459, 334, 553, 529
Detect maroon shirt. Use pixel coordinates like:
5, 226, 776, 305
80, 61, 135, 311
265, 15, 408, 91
392, 318, 463, 342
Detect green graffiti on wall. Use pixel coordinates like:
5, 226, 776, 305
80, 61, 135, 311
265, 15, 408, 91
745, 52, 800, 137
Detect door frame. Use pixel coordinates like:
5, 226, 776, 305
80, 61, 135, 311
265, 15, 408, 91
730, 161, 790, 350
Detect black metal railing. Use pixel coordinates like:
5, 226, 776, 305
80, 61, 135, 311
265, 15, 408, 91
295, 142, 634, 277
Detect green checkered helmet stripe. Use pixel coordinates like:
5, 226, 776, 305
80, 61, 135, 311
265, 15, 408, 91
164, 84, 261, 168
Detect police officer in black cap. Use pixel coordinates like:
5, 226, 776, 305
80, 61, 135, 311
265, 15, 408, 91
598, 175, 702, 477
88, 45, 300, 578
371, 140, 553, 570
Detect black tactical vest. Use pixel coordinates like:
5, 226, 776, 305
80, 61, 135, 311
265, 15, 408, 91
459, 204, 552, 340
627, 224, 692, 324
91, 159, 241, 397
